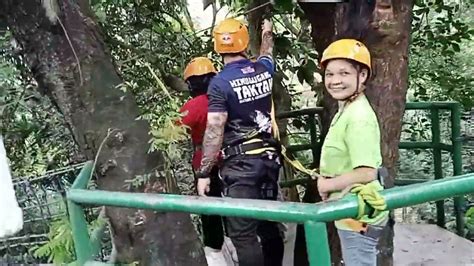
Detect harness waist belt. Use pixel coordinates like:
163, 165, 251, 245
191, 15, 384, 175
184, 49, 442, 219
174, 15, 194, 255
222, 141, 275, 160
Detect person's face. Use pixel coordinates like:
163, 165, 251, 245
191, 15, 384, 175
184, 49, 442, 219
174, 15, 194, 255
324, 59, 368, 100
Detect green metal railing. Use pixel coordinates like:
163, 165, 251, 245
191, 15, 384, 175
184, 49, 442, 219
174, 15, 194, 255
67, 162, 474, 265
403, 102, 464, 233
276, 107, 323, 160
277, 101, 466, 234
66, 101, 468, 264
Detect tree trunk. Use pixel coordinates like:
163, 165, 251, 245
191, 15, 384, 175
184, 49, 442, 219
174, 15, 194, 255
0, 1, 205, 265
299, 1, 414, 265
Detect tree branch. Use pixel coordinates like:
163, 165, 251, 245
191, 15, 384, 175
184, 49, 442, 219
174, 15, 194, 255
203, 0, 214, 10
162, 73, 188, 93
182, 2, 195, 31
280, 15, 300, 37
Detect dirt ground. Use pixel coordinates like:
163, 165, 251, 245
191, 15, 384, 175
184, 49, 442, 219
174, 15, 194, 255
393, 223, 474, 266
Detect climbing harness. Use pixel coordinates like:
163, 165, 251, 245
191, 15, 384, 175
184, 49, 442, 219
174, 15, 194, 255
221, 138, 278, 160
218, 100, 321, 179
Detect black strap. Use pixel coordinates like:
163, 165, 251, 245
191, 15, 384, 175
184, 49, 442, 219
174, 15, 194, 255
377, 167, 388, 188
222, 141, 274, 160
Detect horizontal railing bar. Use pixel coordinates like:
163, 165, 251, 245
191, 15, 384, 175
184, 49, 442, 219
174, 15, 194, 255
288, 142, 451, 153
404, 101, 459, 110
398, 142, 453, 151
67, 173, 474, 224
394, 178, 429, 186
279, 177, 313, 188
275, 102, 459, 120
277, 107, 324, 119
439, 143, 453, 152
399, 141, 433, 149
281, 178, 432, 188
286, 143, 317, 152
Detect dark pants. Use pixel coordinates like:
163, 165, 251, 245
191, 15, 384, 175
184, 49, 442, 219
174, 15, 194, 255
220, 153, 284, 266
196, 167, 225, 249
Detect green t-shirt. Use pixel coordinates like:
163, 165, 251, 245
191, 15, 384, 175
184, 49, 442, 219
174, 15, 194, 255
320, 94, 387, 231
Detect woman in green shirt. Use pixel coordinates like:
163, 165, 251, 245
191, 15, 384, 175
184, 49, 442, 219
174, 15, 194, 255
317, 39, 388, 266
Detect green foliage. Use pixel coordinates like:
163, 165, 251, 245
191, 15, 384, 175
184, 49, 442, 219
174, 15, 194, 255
96, 0, 209, 79
398, 107, 473, 237
271, 11, 318, 88
0, 31, 78, 177
94, 0, 206, 160
30, 215, 106, 265
466, 206, 474, 239
400, 1, 473, 237
124, 172, 152, 189
409, 0, 474, 108
30, 217, 75, 265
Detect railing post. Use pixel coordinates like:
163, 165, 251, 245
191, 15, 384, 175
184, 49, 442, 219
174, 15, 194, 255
68, 161, 94, 264
451, 103, 465, 236
430, 108, 445, 228
307, 115, 319, 165
304, 221, 331, 266
68, 199, 93, 264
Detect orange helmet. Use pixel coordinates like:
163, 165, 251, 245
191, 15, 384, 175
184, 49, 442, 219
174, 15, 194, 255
213, 18, 249, 54
183, 57, 217, 81
320, 39, 372, 77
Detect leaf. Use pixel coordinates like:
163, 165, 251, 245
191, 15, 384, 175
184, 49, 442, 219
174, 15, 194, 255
308, 52, 319, 59
274, 36, 292, 58
452, 43, 460, 52
291, 118, 304, 129
297, 59, 316, 86
273, 0, 294, 12
296, 68, 305, 85
305, 59, 317, 72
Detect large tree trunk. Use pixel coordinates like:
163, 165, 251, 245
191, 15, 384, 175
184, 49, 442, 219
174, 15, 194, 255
0, 1, 205, 265
299, 1, 414, 265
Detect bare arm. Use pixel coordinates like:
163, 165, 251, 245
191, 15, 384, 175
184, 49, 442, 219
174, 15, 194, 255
327, 167, 377, 192
199, 112, 228, 176
259, 19, 273, 57
318, 166, 377, 201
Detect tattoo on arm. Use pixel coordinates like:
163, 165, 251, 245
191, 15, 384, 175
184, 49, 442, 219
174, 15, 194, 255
200, 112, 228, 175
260, 31, 273, 57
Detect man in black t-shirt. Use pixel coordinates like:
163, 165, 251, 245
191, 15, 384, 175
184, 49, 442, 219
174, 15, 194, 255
196, 18, 284, 266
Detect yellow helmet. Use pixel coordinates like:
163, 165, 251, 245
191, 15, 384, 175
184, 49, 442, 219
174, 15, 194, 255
183, 57, 217, 81
320, 39, 372, 76
213, 18, 249, 54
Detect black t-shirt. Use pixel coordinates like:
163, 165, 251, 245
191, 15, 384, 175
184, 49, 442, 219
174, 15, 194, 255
208, 56, 275, 147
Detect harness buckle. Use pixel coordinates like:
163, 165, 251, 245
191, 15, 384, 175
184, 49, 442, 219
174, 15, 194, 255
222, 144, 241, 160
221, 148, 230, 160
377, 167, 388, 188
236, 144, 243, 155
